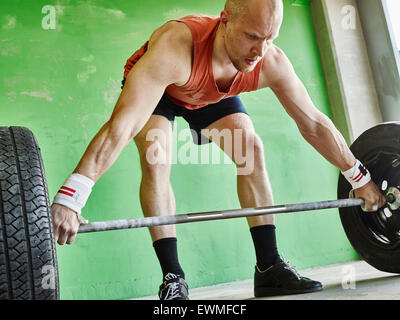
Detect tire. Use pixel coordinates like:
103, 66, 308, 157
338, 122, 400, 274
0, 127, 59, 299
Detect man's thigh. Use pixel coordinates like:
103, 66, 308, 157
202, 112, 258, 159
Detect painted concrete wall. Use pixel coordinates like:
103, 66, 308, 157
0, 0, 357, 299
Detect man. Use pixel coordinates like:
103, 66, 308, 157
51, 0, 386, 300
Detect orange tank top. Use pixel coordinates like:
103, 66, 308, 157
123, 15, 263, 110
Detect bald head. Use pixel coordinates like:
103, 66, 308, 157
224, 0, 283, 22
220, 0, 283, 72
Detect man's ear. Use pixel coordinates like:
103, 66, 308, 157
220, 10, 229, 27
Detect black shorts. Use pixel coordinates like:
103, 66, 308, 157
121, 78, 248, 145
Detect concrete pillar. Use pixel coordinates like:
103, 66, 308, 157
356, 0, 400, 121
310, 0, 383, 143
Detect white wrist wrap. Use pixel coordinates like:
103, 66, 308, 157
53, 174, 94, 224
341, 160, 371, 190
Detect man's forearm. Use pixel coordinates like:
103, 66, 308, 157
298, 115, 356, 172
73, 120, 134, 182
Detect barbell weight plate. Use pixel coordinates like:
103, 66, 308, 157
338, 121, 400, 274
0, 127, 59, 300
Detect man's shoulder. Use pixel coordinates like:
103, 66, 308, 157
153, 14, 219, 46
149, 20, 193, 49
146, 20, 194, 67
144, 21, 193, 86
259, 45, 295, 89
261, 45, 289, 77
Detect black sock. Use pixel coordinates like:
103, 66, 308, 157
153, 237, 185, 279
250, 225, 282, 271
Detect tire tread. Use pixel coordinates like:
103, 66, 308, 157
0, 127, 59, 299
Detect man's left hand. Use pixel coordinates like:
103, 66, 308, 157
354, 180, 387, 212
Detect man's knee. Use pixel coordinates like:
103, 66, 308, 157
233, 131, 265, 173
252, 134, 266, 168
139, 140, 171, 180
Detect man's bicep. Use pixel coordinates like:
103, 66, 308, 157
270, 55, 324, 129
109, 64, 168, 135
110, 40, 184, 131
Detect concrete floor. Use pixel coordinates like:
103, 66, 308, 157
134, 260, 400, 300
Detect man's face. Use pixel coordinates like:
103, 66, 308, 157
222, 2, 283, 72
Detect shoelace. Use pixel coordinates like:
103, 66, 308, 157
160, 273, 183, 300
164, 281, 181, 300
164, 273, 178, 281
282, 259, 301, 280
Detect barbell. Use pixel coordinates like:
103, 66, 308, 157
77, 197, 389, 233
1, 121, 400, 300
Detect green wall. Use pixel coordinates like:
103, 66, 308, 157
0, 0, 357, 299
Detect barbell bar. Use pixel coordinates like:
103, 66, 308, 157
77, 195, 395, 234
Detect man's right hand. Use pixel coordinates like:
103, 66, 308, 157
51, 203, 80, 245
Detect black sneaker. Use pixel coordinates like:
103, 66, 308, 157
158, 273, 189, 300
254, 259, 323, 297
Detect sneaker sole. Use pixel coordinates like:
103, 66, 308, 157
254, 284, 323, 298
